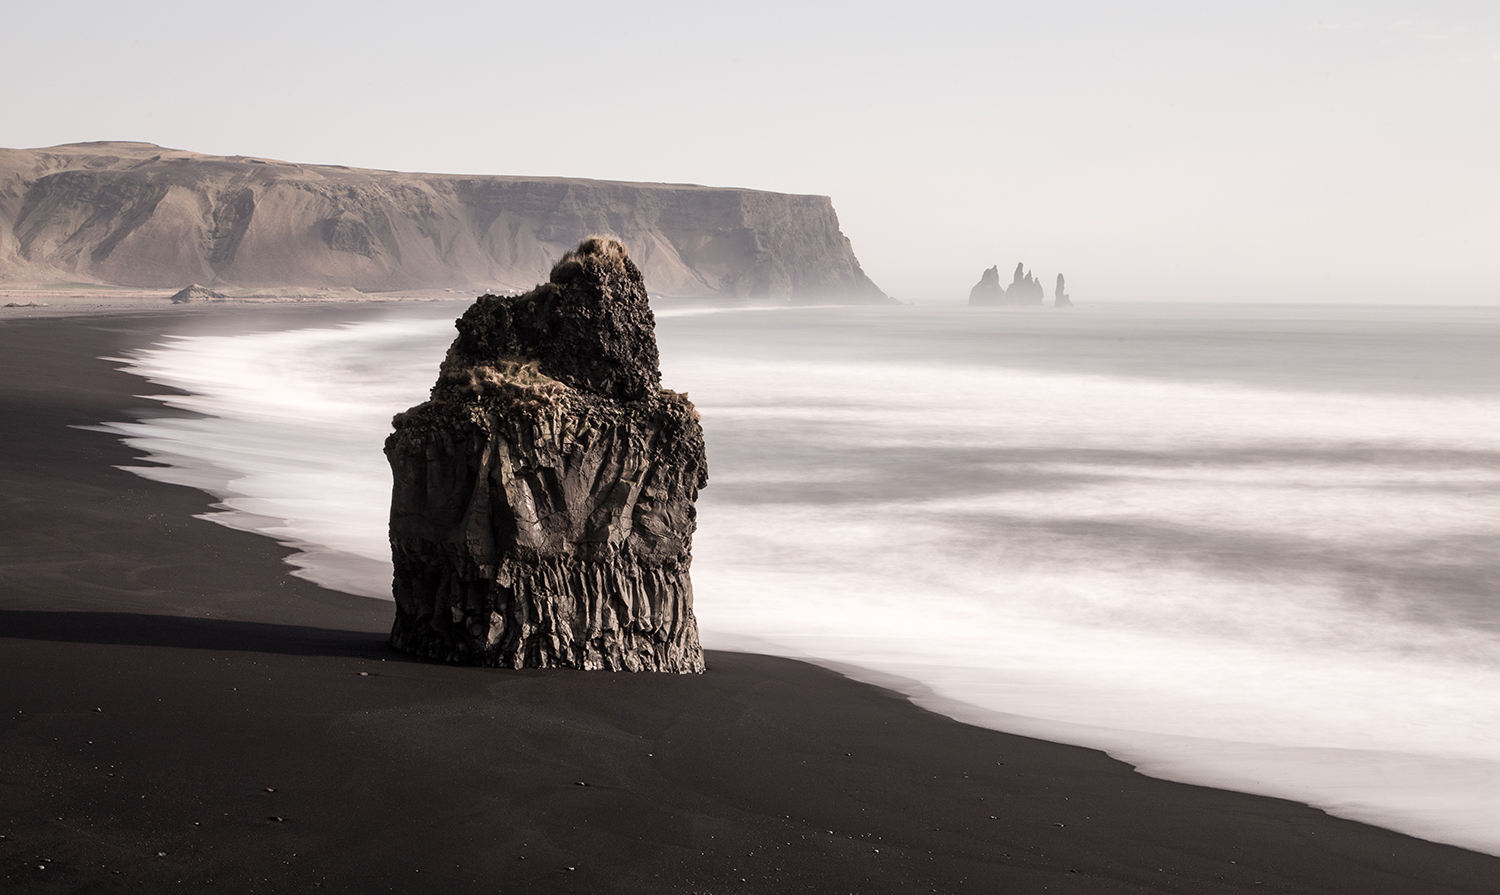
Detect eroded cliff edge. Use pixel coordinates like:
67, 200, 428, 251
386, 236, 706, 671
0, 141, 887, 302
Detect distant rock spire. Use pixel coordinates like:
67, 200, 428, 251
1054, 273, 1073, 308
968, 265, 1004, 304
1008, 263, 1045, 305
967, 261, 1045, 306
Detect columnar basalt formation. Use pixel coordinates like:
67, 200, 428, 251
385, 236, 707, 672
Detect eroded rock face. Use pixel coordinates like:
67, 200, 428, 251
1054, 273, 1073, 308
385, 236, 707, 672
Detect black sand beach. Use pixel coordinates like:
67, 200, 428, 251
2, 308, 1498, 894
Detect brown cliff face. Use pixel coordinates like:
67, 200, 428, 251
385, 237, 707, 671
0, 142, 888, 302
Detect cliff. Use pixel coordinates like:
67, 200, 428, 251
0, 142, 888, 302
385, 236, 706, 671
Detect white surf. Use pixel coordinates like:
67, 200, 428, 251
97, 302, 1500, 856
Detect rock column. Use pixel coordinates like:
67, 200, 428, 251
385, 236, 707, 672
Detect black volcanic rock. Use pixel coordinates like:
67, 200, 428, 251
442, 238, 660, 402
385, 236, 707, 672
1054, 273, 1073, 308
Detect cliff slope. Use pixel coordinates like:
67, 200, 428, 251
0, 142, 887, 302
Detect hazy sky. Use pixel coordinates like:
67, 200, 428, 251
4, 1, 1496, 303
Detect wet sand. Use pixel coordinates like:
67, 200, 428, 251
2, 308, 1497, 894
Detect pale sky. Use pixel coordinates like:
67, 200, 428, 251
4, 0, 1496, 303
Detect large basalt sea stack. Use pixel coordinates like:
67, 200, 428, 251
385, 236, 707, 672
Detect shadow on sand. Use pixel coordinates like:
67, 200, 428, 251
0, 609, 392, 659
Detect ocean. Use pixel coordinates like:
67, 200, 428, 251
97, 301, 1500, 855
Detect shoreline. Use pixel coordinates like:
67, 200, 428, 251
3, 308, 1499, 893
0, 287, 480, 322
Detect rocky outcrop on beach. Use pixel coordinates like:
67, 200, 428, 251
967, 261, 1049, 306
1054, 273, 1073, 307
385, 236, 707, 672
0, 142, 888, 303
168, 284, 225, 303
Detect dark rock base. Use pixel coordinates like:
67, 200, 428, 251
389, 553, 704, 671
386, 368, 707, 673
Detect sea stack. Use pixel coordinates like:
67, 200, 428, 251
1054, 273, 1073, 307
968, 265, 1005, 304
1005, 263, 1046, 305
968, 262, 1046, 306
384, 236, 707, 672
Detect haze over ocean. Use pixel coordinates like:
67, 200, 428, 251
98, 301, 1500, 855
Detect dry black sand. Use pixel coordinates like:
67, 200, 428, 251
2, 308, 1498, 894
